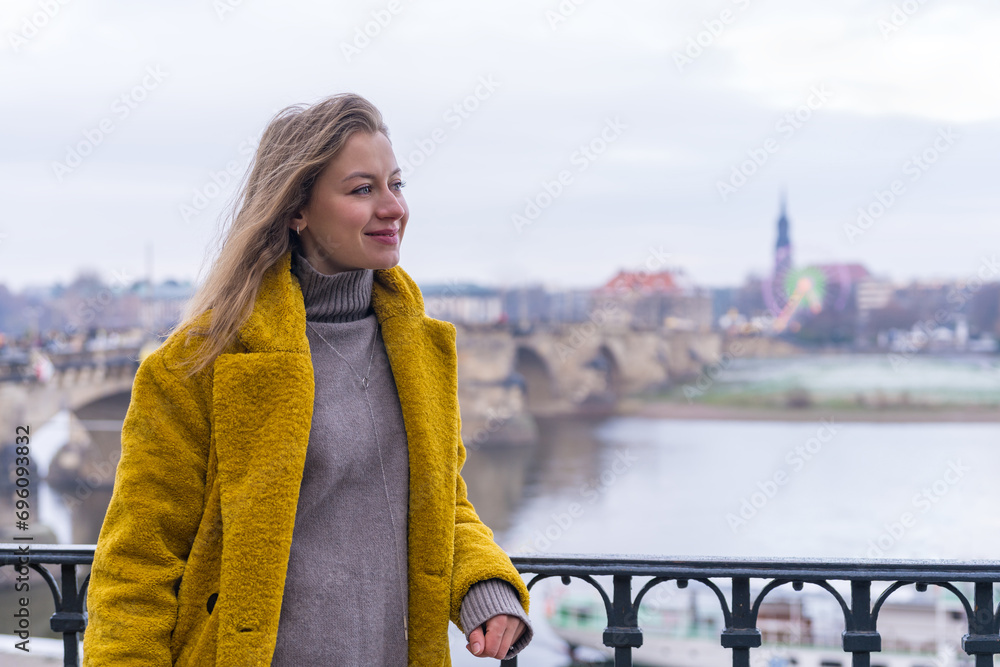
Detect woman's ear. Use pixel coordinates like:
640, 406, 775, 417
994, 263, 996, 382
290, 209, 305, 232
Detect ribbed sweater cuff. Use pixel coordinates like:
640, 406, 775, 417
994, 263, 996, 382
460, 578, 533, 659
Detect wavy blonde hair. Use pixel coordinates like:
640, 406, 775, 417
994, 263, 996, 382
171, 92, 390, 378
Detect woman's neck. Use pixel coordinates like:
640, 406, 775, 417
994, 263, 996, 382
290, 249, 374, 323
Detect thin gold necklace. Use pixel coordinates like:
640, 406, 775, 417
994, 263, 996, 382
305, 319, 409, 641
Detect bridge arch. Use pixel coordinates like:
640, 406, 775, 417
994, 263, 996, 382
579, 343, 624, 412
512, 346, 560, 415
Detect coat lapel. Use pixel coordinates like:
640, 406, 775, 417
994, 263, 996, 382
211, 251, 314, 661
378, 313, 457, 578
370, 256, 460, 577
211, 248, 458, 662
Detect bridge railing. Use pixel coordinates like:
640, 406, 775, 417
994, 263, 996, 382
0, 351, 140, 383
3, 545, 1000, 667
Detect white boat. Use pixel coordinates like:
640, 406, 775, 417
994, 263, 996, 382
543, 581, 975, 667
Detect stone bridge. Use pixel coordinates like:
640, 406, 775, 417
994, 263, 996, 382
0, 350, 139, 434
454, 323, 721, 446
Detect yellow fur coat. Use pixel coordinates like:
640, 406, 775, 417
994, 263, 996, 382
82, 249, 530, 666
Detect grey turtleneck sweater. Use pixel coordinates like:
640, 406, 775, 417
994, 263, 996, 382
270, 251, 532, 665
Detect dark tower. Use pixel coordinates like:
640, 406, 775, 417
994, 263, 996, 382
774, 192, 792, 282
761, 191, 794, 316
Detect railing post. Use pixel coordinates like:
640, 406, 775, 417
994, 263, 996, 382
843, 580, 878, 667
721, 576, 760, 667
602, 574, 641, 667
962, 581, 1000, 667
50, 562, 87, 667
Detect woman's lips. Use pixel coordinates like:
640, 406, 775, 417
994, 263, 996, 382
365, 230, 398, 245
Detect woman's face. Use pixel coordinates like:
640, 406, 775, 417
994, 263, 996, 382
292, 130, 408, 274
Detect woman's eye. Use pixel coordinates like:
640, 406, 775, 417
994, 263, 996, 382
353, 182, 405, 195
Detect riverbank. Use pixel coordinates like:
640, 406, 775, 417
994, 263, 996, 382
620, 398, 1000, 422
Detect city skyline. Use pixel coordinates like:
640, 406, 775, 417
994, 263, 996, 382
0, 195, 982, 296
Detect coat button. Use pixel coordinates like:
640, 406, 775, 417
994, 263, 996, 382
207, 593, 218, 614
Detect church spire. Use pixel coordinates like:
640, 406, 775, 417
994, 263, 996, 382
776, 190, 790, 249
774, 190, 792, 281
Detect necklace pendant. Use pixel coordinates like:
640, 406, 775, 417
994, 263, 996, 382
361, 377, 369, 389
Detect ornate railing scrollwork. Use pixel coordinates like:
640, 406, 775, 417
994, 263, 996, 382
503, 554, 1000, 667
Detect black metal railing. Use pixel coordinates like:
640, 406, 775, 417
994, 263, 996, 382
503, 554, 1000, 667
0, 544, 93, 666
4, 545, 1000, 667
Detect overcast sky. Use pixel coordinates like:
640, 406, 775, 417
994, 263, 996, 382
2, 0, 998, 292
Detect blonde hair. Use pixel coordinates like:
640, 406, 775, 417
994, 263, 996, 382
171, 92, 390, 378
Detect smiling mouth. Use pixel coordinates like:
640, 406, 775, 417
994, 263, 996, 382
364, 229, 399, 245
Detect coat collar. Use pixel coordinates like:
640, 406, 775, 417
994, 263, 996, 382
236, 248, 428, 353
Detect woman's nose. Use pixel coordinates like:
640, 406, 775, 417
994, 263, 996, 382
378, 186, 406, 219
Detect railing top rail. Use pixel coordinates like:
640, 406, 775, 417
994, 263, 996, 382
0, 543, 97, 565
6, 546, 1000, 581
509, 553, 1000, 582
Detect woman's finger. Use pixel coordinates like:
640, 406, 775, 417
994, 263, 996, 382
466, 625, 486, 655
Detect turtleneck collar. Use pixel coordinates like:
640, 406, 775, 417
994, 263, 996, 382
290, 249, 374, 323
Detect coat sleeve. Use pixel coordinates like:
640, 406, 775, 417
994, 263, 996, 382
448, 410, 530, 635
83, 348, 212, 666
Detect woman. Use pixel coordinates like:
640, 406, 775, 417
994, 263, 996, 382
82, 93, 532, 665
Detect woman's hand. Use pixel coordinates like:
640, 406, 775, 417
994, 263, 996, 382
466, 613, 526, 659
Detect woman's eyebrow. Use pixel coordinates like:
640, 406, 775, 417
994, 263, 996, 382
341, 167, 402, 182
